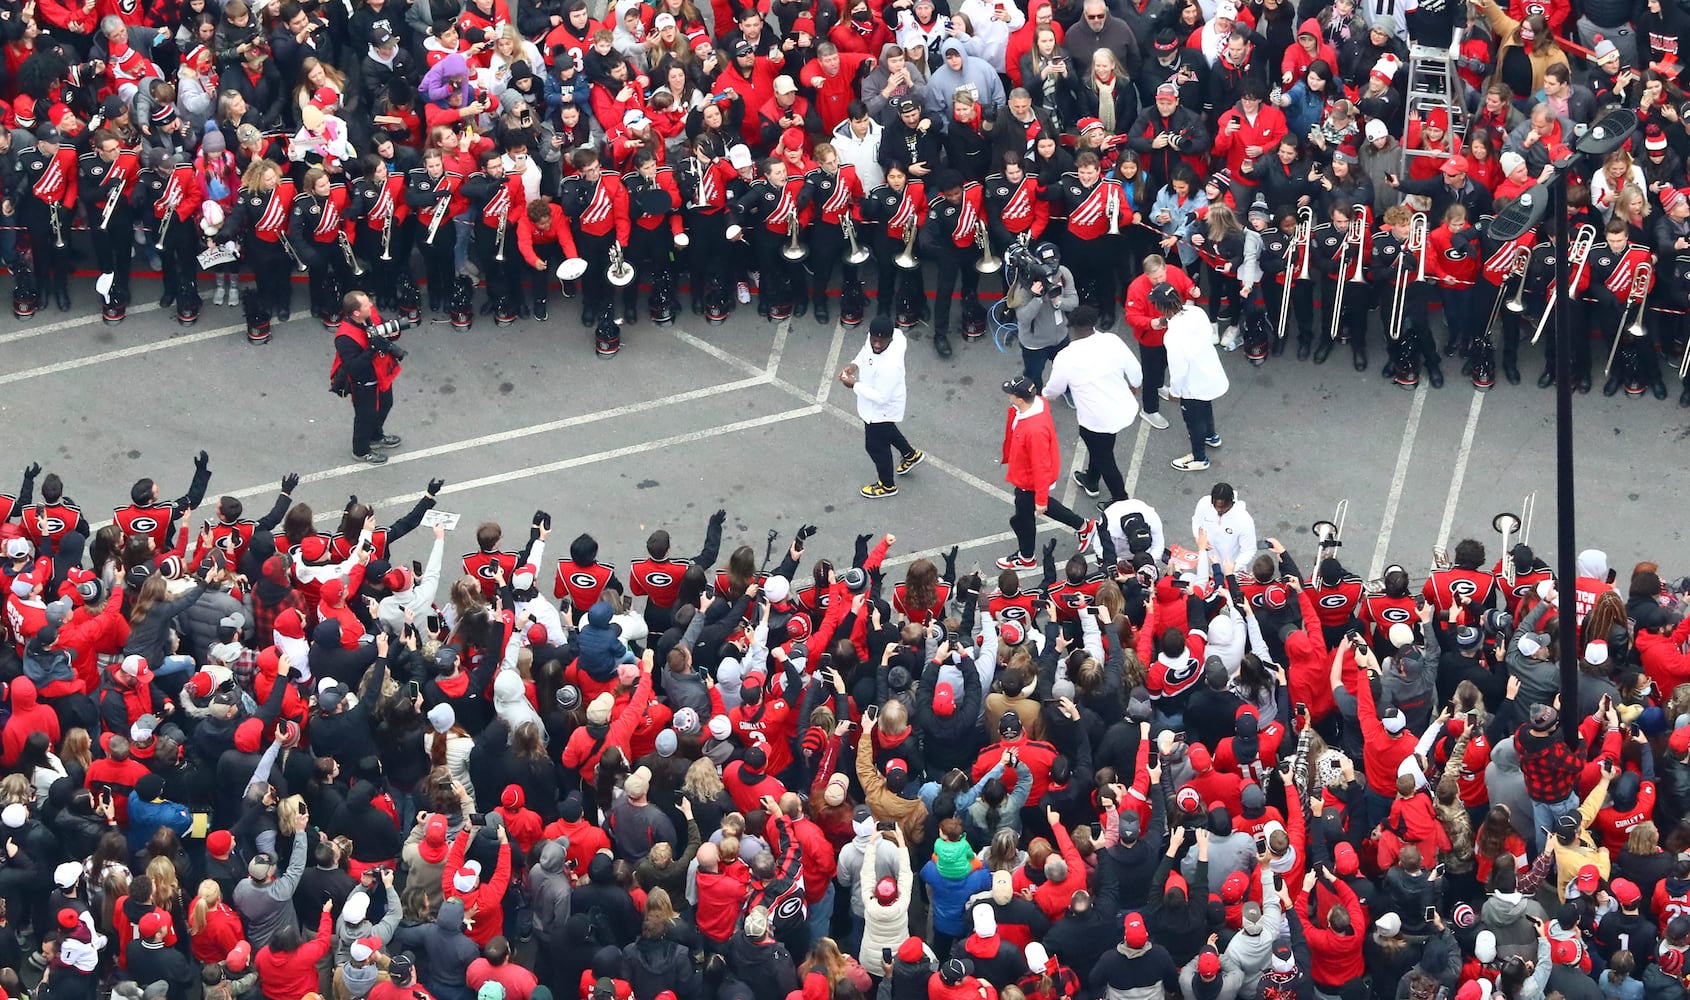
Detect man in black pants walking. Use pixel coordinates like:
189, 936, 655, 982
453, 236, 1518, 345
1042, 305, 1143, 503
333, 291, 405, 465
841, 316, 924, 499
996, 376, 1095, 570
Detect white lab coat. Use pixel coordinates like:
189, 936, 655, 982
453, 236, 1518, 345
850, 330, 908, 423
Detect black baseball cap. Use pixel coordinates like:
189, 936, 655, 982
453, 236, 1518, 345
1002, 377, 1037, 399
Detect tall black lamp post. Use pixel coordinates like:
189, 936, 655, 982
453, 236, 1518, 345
1488, 109, 1637, 743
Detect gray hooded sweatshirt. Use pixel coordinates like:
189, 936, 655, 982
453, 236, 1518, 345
231, 829, 307, 949
334, 885, 402, 966
1014, 264, 1080, 351
1479, 891, 1544, 964
1484, 739, 1536, 843
530, 840, 574, 944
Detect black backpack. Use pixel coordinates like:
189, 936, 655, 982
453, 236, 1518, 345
1119, 512, 1153, 555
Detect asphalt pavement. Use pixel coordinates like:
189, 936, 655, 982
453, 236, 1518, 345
2, 276, 1686, 585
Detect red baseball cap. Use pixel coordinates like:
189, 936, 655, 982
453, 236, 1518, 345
1574, 864, 1600, 893
1123, 913, 1149, 948
1610, 878, 1641, 906
1197, 950, 1221, 978
1334, 842, 1360, 876
1440, 155, 1469, 176
933, 683, 956, 717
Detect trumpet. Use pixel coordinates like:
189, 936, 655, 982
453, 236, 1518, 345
1534, 224, 1596, 345
49, 204, 66, 249
99, 185, 122, 231
1106, 182, 1120, 237
1493, 492, 1536, 585
1329, 205, 1367, 341
1278, 207, 1314, 340
1605, 260, 1652, 376
1387, 214, 1427, 342
782, 208, 808, 262
1310, 498, 1347, 577
425, 195, 450, 245
974, 220, 1002, 274
607, 242, 635, 286
280, 232, 309, 272
841, 213, 871, 265
493, 208, 508, 263
380, 211, 393, 261
154, 190, 181, 250
894, 224, 918, 270
339, 231, 367, 276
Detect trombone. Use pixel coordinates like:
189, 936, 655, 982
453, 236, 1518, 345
781, 208, 808, 262
1483, 246, 1532, 340
1329, 205, 1367, 341
1310, 499, 1347, 577
1387, 214, 1427, 342
338, 231, 367, 277
841, 213, 871, 265
49, 204, 66, 249
1533, 224, 1595, 345
425, 194, 450, 245
974, 220, 1002, 274
1604, 261, 1652, 376
1493, 492, 1536, 585
1278, 206, 1313, 339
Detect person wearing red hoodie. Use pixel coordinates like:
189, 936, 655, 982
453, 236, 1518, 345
1282, 581, 1336, 724
1298, 866, 1365, 996
251, 646, 309, 727
54, 584, 129, 694
496, 785, 544, 855
691, 840, 753, 946
560, 651, 654, 783
1387, 774, 1454, 862
1004, 0, 1062, 87
1032, 808, 1088, 920
1, 676, 61, 766
1346, 643, 1421, 830
254, 901, 335, 1000
1184, 745, 1244, 818
797, 44, 874, 132
1211, 82, 1288, 187
1637, 613, 1690, 694
539, 793, 612, 874
314, 571, 367, 650
442, 821, 514, 947
1279, 20, 1336, 85
995, 376, 1094, 572
724, 745, 789, 813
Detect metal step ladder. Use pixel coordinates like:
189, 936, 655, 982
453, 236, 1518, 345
1401, 31, 1467, 171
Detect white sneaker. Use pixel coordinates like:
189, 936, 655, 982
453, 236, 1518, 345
1210, 324, 1221, 345
736, 281, 751, 304
1170, 454, 1211, 471
1157, 387, 1172, 401
212, 284, 226, 306
1142, 411, 1169, 429
1220, 325, 1241, 351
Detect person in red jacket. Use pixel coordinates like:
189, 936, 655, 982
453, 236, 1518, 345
1347, 642, 1421, 828
1298, 867, 1365, 994
254, 901, 335, 1000
995, 376, 1095, 572
1122, 254, 1197, 430
442, 822, 513, 946
496, 785, 545, 855
1, 676, 61, 766
692, 840, 753, 945
539, 793, 612, 873
798, 44, 873, 132
931, 957, 999, 1000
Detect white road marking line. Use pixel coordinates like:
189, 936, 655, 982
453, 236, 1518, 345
670, 328, 766, 376
0, 303, 163, 344
0, 323, 244, 384
1122, 419, 1152, 498
816, 323, 847, 403
1369, 382, 1428, 580
327, 405, 822, 517
1437, 390, 1486, 550
767, 318, 790, 375
1061, 446, 1084, 509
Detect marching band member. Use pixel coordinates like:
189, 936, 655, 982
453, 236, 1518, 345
916, 169, 986, 357
983, 152, 1049, 260
1423, 538, 1497, 614
1652, 188, 1690, 404
623, 151, 683, 324
803, 140, 866, 326
139, 149, 207, 324
558, 147, 632, 328
236, 158, 298, 324
860, 160, 927, 328
675, 139, 743, 319
460, 147, 528, 324
405, 148, 466, 320
1043, 151, 1129, 329
1374, 204, 1442, 388
1584, 217, 1658, 398
731, 155, 810, 322
1537, 188, 1603, 393
516, 198, 580, 322
1311, 201, 1370, 369
17, 126, 78, 311
1461, 212, 1536, 389
288, 164, 356, 327
80, 129, 141, 321
1258, 207, 1315, 358
349, 154, 410, 312
1424, 205, 1478, 369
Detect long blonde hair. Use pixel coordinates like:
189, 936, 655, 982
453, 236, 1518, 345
148, 856, 180, 909
188, 880, 222, 935
683, 757, 725, 801
59, 728, 93, 771
277, 794, 309, 836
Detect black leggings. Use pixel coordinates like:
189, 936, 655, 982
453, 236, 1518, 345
1010, 488, 1084, 559
1077, 425, 1125, 501
864, 421, 915, 488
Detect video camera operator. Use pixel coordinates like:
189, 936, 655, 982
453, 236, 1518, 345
1006, 240, 1077, 390
331, 290, 413, 465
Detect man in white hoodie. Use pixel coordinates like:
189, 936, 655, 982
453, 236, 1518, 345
1156, 282, 1229, 471
831, 108, 885, 189
841, 316, 924, 500
1191, 483, 1257, 574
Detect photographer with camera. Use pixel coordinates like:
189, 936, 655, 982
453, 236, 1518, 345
332, 290, 411, 465
1007, 240, 1076, 389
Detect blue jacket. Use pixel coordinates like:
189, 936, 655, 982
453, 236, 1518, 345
126, 794, 193, 853
920, 862, 991, 936
575, 601, 631, 681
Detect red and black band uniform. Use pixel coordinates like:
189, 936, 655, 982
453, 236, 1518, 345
1372, 224, 1439, 380
624, 165, 683, 316
332, 305, 404, 460
79, 146, 141, 306
983, 170, 1050, 263
1043, 172, 1129, 326
1585, 240, 1657, 394
349, 174, 411, 311
803, 162, 866, 318
236, 176, 298, 319
459, 170, 528, 314
558, 168, 632, 325
15, 143, 78, 296
404, 167, 466, 314
732, 173, 811, 317
859, 178, 927, 323
675, 154, 740, 311
1312, 216, 1372, 364
287, 181, 355, 321
138, 162, 206, 310
917, 180, 986, 337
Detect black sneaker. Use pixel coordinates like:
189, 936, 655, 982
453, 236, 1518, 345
355, 451, 388, 465
371, 435, 403, 450
1071, 470, 1100, 497
533, 299, 548, 321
